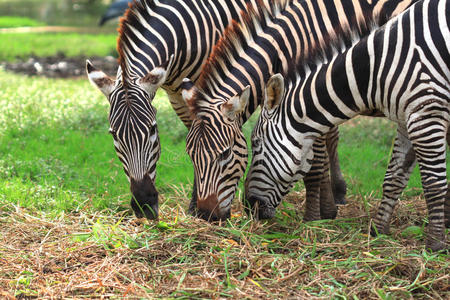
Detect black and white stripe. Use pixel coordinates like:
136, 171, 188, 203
246, 0, 449, 250
87, 0, 254, 219
181, 0, 418, 221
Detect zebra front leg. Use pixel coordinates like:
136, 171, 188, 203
303, 137, 336, 221
372, 128, 416, 235
326, 126, 347, 205
319, 144, 338, 220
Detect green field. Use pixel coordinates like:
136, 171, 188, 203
0, 69, 430, 213
0, 69, 448, 299
0, 16, 44, 28
0, 14, 448, 299
0, 32, 117, 62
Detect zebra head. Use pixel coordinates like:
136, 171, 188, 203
182, 79, 250, 221
245, 74, 314, 218
86, 60, 172, 220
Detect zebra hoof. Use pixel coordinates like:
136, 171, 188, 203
332, 180, 347, 205
370, 223, 390, 237
320, 208, 338, 220
425, 235, 447, 252
303, 213, 321, 222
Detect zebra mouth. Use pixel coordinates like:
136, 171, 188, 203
131, 195, 159, 220
244, 195, 276, 220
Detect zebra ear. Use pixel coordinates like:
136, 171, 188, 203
86, 60, 115, 97
264, 73, 285, 111
223, 85, 250, 120
181, 78, 199, 117
139, 54, 175, 94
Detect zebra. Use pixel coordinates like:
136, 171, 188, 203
86, 0, 346, 220
181, 0, 418, 221
245, 0, 450, 251
87, 0, 257, 219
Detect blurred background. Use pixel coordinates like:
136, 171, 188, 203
0, 0, 120, 28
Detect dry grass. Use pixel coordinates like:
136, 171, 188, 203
0, 188, 448, 299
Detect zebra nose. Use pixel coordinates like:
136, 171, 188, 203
130, 175, 159, 220
195, 194, 230, 221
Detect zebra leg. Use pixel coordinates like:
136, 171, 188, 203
446, 131, 450, 228
303, 137, 334, 221
319, 145, 338, 220
326, 126, 347, 205
409, 122, 447, 251
372, 128, 417, 235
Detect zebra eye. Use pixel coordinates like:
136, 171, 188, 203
219, 148, 232, 160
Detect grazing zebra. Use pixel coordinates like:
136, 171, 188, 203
86, 0, 346, 220
87, 0, 255, 219
181, 0, 418, 221
246, 0, 449, 251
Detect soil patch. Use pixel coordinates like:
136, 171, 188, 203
0, 55, 118, 78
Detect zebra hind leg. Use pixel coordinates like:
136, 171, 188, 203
372, 128, 416, 236
409, 121, 447, 251
326, 126, 347, 205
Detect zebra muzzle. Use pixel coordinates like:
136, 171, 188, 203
130, 175, 159, 220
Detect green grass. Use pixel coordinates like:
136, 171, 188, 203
0, 68, 441, 213
0, 16, 44, 28
0, 32, 117, 61
0, 69, 448, 299
339, 117, 426, 198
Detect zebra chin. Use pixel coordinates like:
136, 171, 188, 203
130, 175, 159, 220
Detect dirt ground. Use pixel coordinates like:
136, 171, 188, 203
1, 55, 118, 78
0, 194, 448, 299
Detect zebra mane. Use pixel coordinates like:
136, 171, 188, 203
196, 0, 289, 95
282, 11, 378, 86
117, 0, 156, 86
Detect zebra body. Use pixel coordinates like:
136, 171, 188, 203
246, 0, 449, 250
87, 0, 254, 219
181, 0, 418, 221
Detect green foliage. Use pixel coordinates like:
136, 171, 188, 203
0, 16, 44, 28
0, 32, 117, 62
